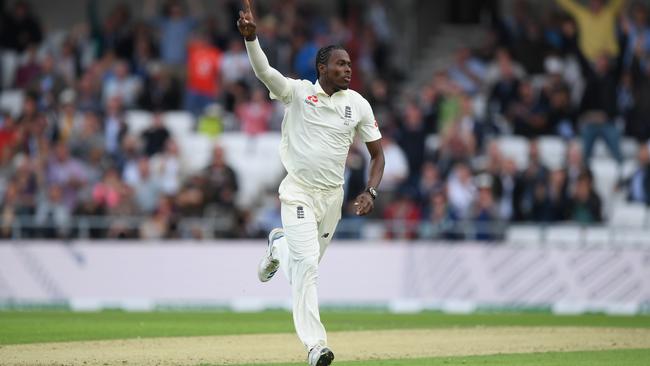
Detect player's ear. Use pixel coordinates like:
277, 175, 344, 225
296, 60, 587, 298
318, 63, 326, 77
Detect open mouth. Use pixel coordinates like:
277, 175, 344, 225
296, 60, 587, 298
343, 76, 351, 83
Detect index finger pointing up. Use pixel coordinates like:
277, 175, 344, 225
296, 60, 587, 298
243, 0, 251, 13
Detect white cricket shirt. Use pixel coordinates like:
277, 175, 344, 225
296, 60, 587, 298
273, 80, 381, 190
245, 39, 381, 191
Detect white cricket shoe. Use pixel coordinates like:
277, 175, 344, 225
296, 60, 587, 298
308, 344, 335, 366
257, 228, 283, 282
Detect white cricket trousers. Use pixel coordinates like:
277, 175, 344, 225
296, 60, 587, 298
272, 175, 344, 351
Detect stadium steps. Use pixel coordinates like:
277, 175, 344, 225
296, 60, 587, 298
407, 24, 486, 89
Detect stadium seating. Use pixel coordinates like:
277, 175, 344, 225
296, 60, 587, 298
0, 89, 24, 118
125, 110, 153, 136
163, 111, 195, 137
497, 136, 529, 169
537, 136, 567, 170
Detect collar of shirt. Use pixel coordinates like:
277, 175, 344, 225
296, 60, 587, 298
314, 80, 348, 99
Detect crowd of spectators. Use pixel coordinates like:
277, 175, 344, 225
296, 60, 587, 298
0, 0, 649, 241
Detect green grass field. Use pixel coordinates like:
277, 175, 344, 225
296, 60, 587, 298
1, 311, 649, 366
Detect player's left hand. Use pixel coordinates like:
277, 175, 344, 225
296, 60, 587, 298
353, 192, 374, 216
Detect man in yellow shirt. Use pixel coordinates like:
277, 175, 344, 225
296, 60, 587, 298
556, 0, 626, 62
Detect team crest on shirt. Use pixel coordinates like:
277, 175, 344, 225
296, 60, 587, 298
341, 105, 353, 126
305, 95, 319, 106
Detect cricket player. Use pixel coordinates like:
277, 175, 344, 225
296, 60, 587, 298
238, 1, 385, 365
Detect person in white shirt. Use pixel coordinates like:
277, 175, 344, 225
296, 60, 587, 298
238, 1, 385, 365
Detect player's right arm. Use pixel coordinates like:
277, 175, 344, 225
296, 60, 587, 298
238, 0, 291, 102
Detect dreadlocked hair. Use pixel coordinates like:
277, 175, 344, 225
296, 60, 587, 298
315, 45, 346, 79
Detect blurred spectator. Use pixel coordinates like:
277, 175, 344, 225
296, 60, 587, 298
144, 0, 200, 66
292, 32, 318, 82
69, 111, 104, 159
141, 112, 170, 157
0, 113, 19, 165
487, 50, 524, 119
221, 39, 251, 84
547, 85, 578, 139
87, 0, 132, 59
556, 0, 625, 63
448, 47, 486, 95
47, 143, 88, 211
140, 196, 176, 239
569, 28, 624, 166
0, 0, 43, 52
102, 61, 142, 108
12, 156, 40, 216
513, 140, 549, 221
103, 96, 128, 158
0, 181, 21, 238
568, 171, 603, 223
627, 143, 650, 205
176, 174, 206, 217
447, 161, 476, 219
622, 3, 650, 68
150, 139, 182, 195
35, 184, 71, 238
438, 95, 478, 171
493, 158, 518, 221
202, 145, 238, 209
383, 188, 421, 240
626, 39, 650, 142
14, 45, 41, 89
92, 167, 122, 212
184, 31, 223, 117
417, 161, 443, 208
419, 188, 461, 240
508, 80, 549, 138
30, 53, 67, 110
126, 157, 161, 214
539, 169, 570, 222
76, 71, 102, 113
564, 141, 588, 195
472, 174, 500, 241
55, 89, 84, 144
235, 88, 272, 135
138, 63, 182, 111
396, 102, 426, 184
55, 37, 82, 87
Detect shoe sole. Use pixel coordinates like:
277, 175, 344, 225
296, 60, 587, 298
317, 349, 334, 366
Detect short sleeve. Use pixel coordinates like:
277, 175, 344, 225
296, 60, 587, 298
356, 99, 382, 142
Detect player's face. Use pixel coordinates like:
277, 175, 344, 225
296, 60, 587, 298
326, 49, 352, 90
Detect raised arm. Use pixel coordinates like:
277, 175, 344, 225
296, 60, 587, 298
556, 0, 584, 17
606, 0, 626, 14
238, 0, 290, 101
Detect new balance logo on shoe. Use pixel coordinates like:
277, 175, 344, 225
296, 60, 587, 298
297, 206, 305, 219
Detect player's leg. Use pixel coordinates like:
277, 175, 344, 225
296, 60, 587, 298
316, 188, 344, 261
280, 201, 328, 351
